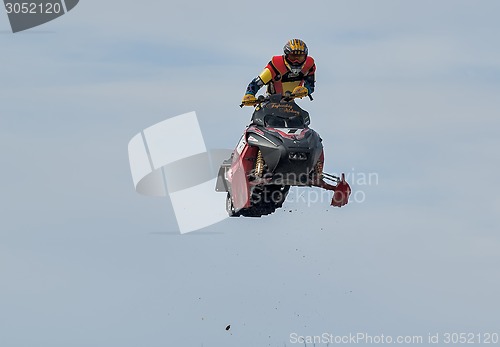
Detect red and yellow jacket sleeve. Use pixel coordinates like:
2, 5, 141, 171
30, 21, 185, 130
245, 58, 277, 95
245, 69, 270, 96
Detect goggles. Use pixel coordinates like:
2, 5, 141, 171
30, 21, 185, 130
287, 53, 307, 64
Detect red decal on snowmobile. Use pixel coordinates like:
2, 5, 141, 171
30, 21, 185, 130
266, 127, 309, 140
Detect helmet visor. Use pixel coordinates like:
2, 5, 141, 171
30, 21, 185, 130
287, 53, 307, 64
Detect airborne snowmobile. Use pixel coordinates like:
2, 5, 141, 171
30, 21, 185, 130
215, 92, 351, 217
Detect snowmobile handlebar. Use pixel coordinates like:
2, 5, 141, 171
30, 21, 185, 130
240, 92, 313, 108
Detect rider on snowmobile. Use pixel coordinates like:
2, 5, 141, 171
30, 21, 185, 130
241, 39, 316, 106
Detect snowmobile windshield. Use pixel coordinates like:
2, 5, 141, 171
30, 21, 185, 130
264, 114, 305, 128
287, 115, 305, 128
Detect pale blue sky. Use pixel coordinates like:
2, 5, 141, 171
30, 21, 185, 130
1, 1, 499, 346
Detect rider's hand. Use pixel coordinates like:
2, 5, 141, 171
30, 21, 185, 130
241, 94, 257, 106
292, 86, 308, 98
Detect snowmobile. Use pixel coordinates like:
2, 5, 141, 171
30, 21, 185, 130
215, 92, 351, 217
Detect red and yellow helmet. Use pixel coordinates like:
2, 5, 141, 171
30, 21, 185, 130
283, 39, 308, 66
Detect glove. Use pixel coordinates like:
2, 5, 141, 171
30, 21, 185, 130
241, 94, 257, 106
292, 86, 308, 98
